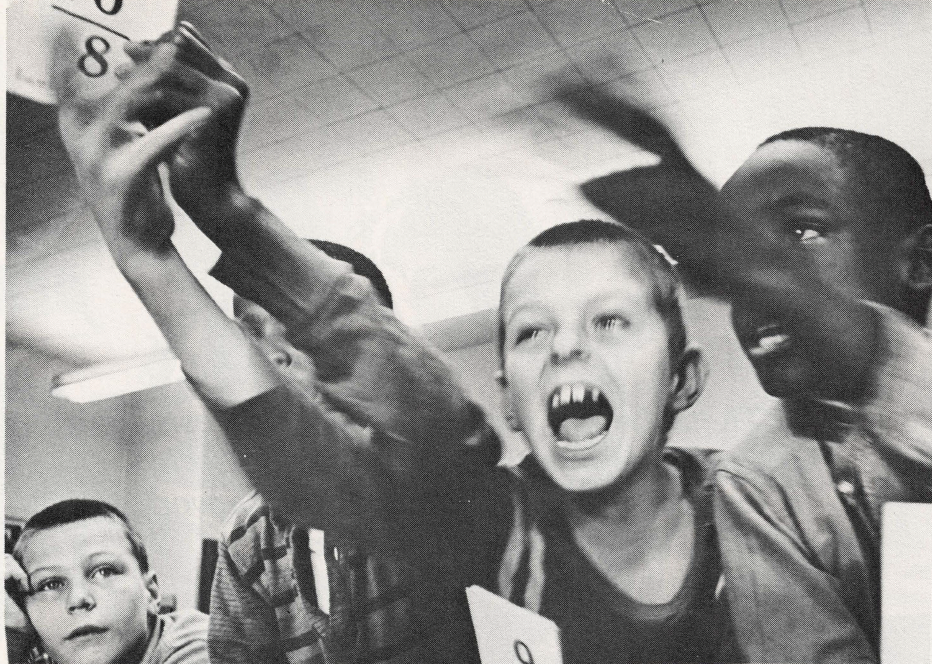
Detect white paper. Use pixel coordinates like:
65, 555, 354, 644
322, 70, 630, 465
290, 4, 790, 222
7, 0, 178, 104
466, 585, 563, 664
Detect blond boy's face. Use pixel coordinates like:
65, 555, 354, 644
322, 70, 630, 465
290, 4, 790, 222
21, 516, 158, 664
500, 244, 675, 493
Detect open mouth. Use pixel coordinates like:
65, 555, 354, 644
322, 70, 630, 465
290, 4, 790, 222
67, 625, 107, 640
547, 383, 614, 451
745, 322, 792, 358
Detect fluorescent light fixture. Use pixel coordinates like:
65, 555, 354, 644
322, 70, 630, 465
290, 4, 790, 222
51, 350, 185, 403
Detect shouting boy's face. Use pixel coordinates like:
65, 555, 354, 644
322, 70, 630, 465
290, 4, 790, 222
20, 516, 159, 664
500, 243, 678, 493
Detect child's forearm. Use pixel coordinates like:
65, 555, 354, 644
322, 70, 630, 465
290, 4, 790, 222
118, 247, 281, 409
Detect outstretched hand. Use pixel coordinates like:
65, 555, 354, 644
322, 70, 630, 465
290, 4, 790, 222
558, 81, 881, 401
58, 40, 212, 269
556, 82, 804, 299
122, 22, 249, 225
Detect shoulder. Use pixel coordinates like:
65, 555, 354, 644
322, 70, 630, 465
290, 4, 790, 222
220, 492, 285, 544
152, 609, 209, 664
220, 492, 291, 577
715, 405, 826, 483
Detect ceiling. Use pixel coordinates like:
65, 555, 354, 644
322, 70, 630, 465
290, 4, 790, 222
6, 0, 932, 366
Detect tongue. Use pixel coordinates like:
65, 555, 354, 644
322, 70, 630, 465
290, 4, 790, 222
559, 416, 608, 443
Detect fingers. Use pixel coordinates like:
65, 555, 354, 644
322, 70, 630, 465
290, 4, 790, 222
122, 23, 248, 99
176, 22, 249, 99
109, 106, 213, 178
5, 554, 29, 595
111, 41, 243, 129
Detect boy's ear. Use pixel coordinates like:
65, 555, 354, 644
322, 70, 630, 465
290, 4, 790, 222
904, 224, 932, 291
669, 347, 707, 414
144, 571, 161, 615
496, 370, 522, 432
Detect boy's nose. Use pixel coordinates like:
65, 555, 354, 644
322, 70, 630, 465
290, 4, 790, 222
550, 329, 589, 364
67, 582, 96, 613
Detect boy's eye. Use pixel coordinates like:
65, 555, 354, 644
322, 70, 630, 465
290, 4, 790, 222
789, 222, 826, 243
515, 327, 546, 345
595, 315, 629, 331
91, 565, 120, 579
34, 578, 65, 593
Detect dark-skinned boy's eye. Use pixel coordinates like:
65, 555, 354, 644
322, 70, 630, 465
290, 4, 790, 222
789, 222, 827, 243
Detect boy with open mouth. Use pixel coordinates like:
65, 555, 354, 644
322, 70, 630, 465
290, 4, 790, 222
56, 28, 738, 663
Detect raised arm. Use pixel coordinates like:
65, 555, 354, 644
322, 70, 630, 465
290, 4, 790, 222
58, 27, 501, 556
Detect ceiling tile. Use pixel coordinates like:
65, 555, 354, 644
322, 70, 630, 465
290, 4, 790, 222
469, 11, 561, 68
780, 0, 860, 24
616, 0, 697, 25
386, 92, 473, 138
492, 105, 564, 145
332, 109, 416, 155
599, 68, 674, 109
293, 75, 380, 125
723, 28, 802, 84
658, 49, 737, 100
407, 33, 497, 87
793, 6, 873, 60
188, 1, 294, 56
241, 125, 359, 185
222, 51, 278, 102
500, 50, 584, 102
565, 29, 653, 84
443, 73, 526, 120
244, 35, 338, 95
441, 0, 527, 29
632, 6, 718, 64
863, 0, 932, 40
346, 52, 437, 106
301, 15, 400, 69
532, 1, 629, 47
366, 1, 460, 49
267, 0, 375, 34
701, 0, 788, 45
238, 93, 321, 151
530, 99, 590, 140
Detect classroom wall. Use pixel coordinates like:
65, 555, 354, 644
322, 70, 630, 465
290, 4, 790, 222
5, 342, 129, 520
4, 342, 209, 609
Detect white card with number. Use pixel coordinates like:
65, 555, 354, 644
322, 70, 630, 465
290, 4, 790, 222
466, 585, 563, 664
7, 0, 178, 104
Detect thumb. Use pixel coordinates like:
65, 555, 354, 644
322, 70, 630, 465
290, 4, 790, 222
110, 106, 213, 178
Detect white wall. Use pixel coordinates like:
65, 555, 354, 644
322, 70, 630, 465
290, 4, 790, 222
5, 342, 210, 609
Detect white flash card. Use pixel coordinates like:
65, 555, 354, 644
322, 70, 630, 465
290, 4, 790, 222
7, 0, 178, 104
466, 585, 563, 664
882, 502, 932, 664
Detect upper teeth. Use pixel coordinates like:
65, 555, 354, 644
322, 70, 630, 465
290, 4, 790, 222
552, 383, 599, 408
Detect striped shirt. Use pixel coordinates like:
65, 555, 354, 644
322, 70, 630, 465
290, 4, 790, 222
209, 492, 478, 664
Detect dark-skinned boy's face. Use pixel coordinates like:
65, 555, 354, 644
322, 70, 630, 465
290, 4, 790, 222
721, 139, 906, 398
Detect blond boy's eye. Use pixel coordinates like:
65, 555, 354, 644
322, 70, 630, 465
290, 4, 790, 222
35, 578, 65, 593
91, 565, 120, 579
595, 315, 629, 331
515, 327, 546, 345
